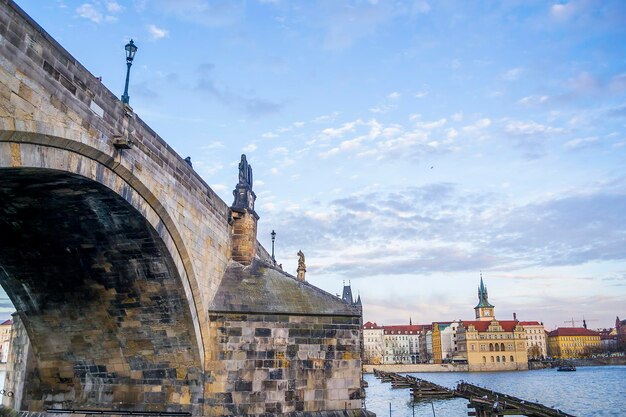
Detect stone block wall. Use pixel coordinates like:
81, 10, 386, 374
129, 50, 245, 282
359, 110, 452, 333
230, 210, 258, 266
206, 313, 363, 416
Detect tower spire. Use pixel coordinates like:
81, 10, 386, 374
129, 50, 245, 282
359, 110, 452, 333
475, 272, 495, 321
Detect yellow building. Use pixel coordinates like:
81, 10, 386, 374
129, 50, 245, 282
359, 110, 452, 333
431, 322, 449, 364
456, 319, 528, 371
547, 327, 601, 359
455, 276, 528, 371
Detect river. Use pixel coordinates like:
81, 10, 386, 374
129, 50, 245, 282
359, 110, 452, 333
364, 366, 626, 417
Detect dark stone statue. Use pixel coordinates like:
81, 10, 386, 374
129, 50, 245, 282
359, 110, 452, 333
238, 154, 253, 188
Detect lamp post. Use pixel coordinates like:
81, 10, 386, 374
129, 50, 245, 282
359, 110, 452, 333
271, 230, 276, 261
121, 39, 137, 104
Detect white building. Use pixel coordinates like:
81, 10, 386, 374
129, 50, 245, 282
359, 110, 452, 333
437, 321, 462, 362
363, 321, 385, 364
382, 325, 422, 364
519, 321, 547, 359
0, 319, 12, 363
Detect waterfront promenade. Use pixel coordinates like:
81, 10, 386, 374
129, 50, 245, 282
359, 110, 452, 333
363, 364, 468, 373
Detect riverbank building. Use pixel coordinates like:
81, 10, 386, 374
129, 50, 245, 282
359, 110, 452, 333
547, 327, 601, 358
455, 276, 529, 371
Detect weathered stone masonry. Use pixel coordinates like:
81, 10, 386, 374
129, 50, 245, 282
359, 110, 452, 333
0, 1, 370, 416
206, 262, 363, 416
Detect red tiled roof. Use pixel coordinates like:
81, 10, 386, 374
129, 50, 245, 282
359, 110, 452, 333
461, 320, 520, 332
0, 319, 12, 326
548, 327, 600, 337
363, 321, 382, 329
519, 321, 541, 326
383, 325, 427, 334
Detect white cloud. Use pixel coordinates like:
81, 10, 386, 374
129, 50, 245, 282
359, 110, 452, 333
564, 136, 599, 149
501, 67, 523, 81
148, 24, 169, 40
369, 105, 395, 114
462, 118, 491, 132
446, 128, 459, 140
414, 91, 428, 98
312, 112, 340, 124
243, 143, 258, 152
261, 132, 279, 139
76, 3, 102, 23
518, 95, 550, 106
451, 112, 463, 122
106, 1, 122, 12
321, 120, 362, 139
505, 121, 563, 136
551, 1, 582, 21
415, 118, 446, 130
387, 91, 401, 100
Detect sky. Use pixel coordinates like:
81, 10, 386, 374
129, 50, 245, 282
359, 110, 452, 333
6, 0, 626, 330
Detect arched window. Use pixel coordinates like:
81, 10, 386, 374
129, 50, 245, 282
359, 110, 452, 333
501, 343, 505, 351
490, 356, 494, 363
482, 356, 486, 363
510, 355, 515, 362
496, 356, 500, 362
489, 343, 493, 351
502, 355, 506, 362
495, 344, 500, 351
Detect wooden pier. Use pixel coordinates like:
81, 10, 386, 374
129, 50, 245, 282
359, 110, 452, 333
371, 369, 577, 417
456, 382, 576, 417
373, 369, 454, 399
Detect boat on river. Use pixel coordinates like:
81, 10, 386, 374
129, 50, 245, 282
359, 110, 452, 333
557, 363, 576, 371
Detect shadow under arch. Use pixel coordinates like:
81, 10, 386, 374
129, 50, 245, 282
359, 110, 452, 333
0, 167, 204, 413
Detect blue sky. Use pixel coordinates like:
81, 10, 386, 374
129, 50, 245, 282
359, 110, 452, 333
8, 0, 626, 330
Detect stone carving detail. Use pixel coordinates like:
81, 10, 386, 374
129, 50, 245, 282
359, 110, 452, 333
296, 250, 306, 281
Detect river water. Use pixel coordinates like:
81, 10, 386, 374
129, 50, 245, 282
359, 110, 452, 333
363, 366, 626, 417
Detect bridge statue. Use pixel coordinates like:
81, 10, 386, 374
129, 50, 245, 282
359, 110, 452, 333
238, 154, 253, 187
296, 250, 306, 281
0, 1, 365, 417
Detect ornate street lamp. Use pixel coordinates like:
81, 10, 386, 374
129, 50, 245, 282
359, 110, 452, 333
121, 39, 138, 104
271, 230, 276, 261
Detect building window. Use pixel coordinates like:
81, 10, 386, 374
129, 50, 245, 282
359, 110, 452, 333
501, 343, 505, 351
502, 355, 506, 362
510, 355, 514, 362
496, 356, 500, 362
491, 356, 494, 363
482, 356, 486, 363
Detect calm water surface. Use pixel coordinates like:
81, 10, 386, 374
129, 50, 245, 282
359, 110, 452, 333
364, 366, 626, 417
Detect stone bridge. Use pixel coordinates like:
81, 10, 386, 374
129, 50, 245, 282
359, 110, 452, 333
0, 1, 365, 416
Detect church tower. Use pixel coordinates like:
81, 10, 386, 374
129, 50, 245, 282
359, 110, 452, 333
474, 274, 495, 321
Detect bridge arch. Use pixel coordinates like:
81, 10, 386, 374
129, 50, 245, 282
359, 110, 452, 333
0, 135, 206, 413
